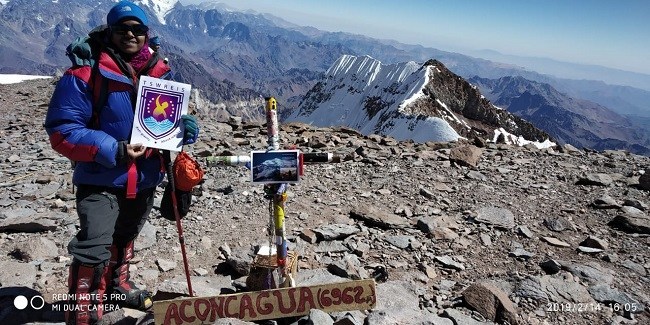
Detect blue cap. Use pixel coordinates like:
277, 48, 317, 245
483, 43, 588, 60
107, 1, 148, 26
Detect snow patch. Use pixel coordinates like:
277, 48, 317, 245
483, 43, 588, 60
135, 0, 178, 25
493, 128, 555, 149
0, 74, 52, 84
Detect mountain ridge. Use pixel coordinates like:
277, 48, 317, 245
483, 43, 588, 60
465, 48, 650, 92
287, 55, 551, 146
0, 0, 648, 152
470, 75, 650, 155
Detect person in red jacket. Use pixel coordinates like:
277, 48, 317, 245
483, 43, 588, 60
44, 1, 198, 324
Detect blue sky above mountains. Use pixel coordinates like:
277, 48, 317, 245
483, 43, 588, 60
180, 0, 650, 75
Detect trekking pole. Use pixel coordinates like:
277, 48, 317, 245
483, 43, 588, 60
163, 150, 194, 297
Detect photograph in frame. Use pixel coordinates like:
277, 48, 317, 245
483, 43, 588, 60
250, 150, 300, 184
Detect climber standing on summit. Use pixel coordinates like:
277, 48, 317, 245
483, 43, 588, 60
149, 35, 169, 64
149, 36, 161, 52
44, 1, 199, 324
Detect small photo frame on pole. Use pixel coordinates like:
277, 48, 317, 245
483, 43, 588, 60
251, 150, 300, 184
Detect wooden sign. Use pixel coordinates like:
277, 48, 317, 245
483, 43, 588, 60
153, 279, 376, 325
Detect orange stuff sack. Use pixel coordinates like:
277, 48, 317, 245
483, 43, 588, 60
173, 151, 204, 191
160, 152, 204, 221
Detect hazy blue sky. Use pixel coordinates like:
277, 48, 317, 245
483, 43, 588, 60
180, 0, 650, 75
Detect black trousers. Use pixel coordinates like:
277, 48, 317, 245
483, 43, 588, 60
68, 184, 155, 265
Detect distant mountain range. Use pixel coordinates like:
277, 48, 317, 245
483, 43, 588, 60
465, 48, 650, 93
0, 0, 648, 153
470, 76, 650, 155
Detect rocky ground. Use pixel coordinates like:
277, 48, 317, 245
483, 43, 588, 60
0, 78, 649, 325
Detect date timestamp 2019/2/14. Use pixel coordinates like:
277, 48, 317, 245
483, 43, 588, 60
546, 302, 639, 313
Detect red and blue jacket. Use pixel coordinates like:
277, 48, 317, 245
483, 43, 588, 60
45, 49, 171, 192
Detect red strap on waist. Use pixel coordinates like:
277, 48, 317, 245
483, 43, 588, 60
126, 160, 137, 199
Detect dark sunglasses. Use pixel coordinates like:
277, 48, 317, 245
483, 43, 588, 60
111, 24, 149, 36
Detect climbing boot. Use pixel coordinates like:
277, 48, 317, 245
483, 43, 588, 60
65, 260, 110, 325
107, 241, 153, 310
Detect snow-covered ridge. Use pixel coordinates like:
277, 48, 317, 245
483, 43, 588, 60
288, 55, 462, 143
135, 0, 179, 25
290, 55, 553, 148
327, 54, 420, 86
325, 54, 425, 105
193, 2, 237, 12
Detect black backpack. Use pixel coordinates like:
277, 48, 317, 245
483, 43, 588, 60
66, 28, 109, 129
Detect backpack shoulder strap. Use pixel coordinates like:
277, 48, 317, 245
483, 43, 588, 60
89, 54, 109, 129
